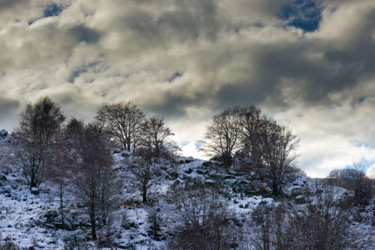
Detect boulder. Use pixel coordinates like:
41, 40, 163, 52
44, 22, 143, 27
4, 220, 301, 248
295, 195, 306, 204
168, 172, 179, 180
291, 187, 304, 196
184, 168, 193, 174
185, 157, 195, 163
31, 187, 40, 195
0, 129, 7, 137
121, 151, 131, 157
202, 161, 212, 167
113, 148, 122, 154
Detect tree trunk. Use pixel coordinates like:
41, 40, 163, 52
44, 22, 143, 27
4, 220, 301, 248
59, 182, 65, 228
90, 213, 97, 240
142, 184, 147, 204
30, 172, 37, 190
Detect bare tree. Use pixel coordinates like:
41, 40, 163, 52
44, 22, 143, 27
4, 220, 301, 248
45, 139, 73, 228
283, 188, 351, 249
72, 123, 121, 240
250, 187, 353, 250
96, 102, 145, 152
238, 105, 269, 167
65, 117, 84, 145
201, 107, 242, 166
127, 155, 161, 204
16, 96, 65, 190
262, 124, 300, 195
169, 178, 239, 249
327, 164, 373, 205
139, 116, 174, 158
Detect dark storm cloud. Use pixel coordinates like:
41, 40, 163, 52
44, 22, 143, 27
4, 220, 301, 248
1, 0, 375, 176
68, 25, 101, 44
118, 0, 220, 46
140, 90, 210, 118
0, 96, 19, 115
0, 0, 28, 9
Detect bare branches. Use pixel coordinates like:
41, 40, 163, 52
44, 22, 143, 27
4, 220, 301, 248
201, 107, 242, 162
71, 123, 121, 240
262, 125, 300, 195
96, 102, 145, 152
127, 155, 161, 204
201, 105, 300, 195
16, 96, 65, 190
139, 116, 174, 158
327, 164, 373, 205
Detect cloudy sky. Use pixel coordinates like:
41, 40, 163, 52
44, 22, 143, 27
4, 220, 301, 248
1, 0, 375, 177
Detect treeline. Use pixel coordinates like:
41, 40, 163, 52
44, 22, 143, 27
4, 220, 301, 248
15, 97, 176, 240
201, 106, 300, 195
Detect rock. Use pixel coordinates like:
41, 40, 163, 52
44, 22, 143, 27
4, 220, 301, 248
45, 210, 58, 222
31, 187, 40, 195
197, 169, 209, 175
295, 195, 306, 204
113, 148, 122, 154
184, 168, 193, 174
202, 161, 212, 167
316, 189, 324, 194
291, 187, 304, 196
185, 157, 195, 163
0, 129, 8, 137
205, 179, 216, 185
168, 172, 179, 180
121, 151, 131, 157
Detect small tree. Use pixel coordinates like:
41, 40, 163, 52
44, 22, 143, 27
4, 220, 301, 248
46, 139, 73, 228
284, 188, 350, 249
72, 123, 121, 240
16, 96, 65, 190
262, 124, 300, 195
139, 116, 174, 158
201, 107, 241, 166
169, 178, 239, 249
238, 105, 268, 167
327, 165, 373, 205
127, 155, 161, 204
250, 188, 352, 250
96, 102, 145, 152
65, 118, 84, 146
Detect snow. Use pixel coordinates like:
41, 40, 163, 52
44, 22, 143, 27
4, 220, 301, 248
1, 134, 375, 249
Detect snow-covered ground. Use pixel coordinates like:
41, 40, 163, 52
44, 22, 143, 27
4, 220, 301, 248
1, 133, 375, 249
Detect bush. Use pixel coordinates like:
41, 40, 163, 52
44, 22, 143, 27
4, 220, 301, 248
327, 167, 373, 205
250, 187, 353, 249
169, 178, 241, 249
0, 234, 20, 250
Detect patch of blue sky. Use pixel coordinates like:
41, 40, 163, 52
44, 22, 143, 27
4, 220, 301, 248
44, 3, 63, 17
278, 0, 322, 32
194, 141, 203, 150
167, 72, 183, 83
344, 158, 375, 172
68, 61, 105, 84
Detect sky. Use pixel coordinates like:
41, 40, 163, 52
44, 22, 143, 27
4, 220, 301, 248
1, 0, 375, 177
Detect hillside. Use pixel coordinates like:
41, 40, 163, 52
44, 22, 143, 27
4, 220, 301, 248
1, 132, 375, 249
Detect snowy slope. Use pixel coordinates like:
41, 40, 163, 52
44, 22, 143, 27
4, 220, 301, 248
1, 133, 375, 249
